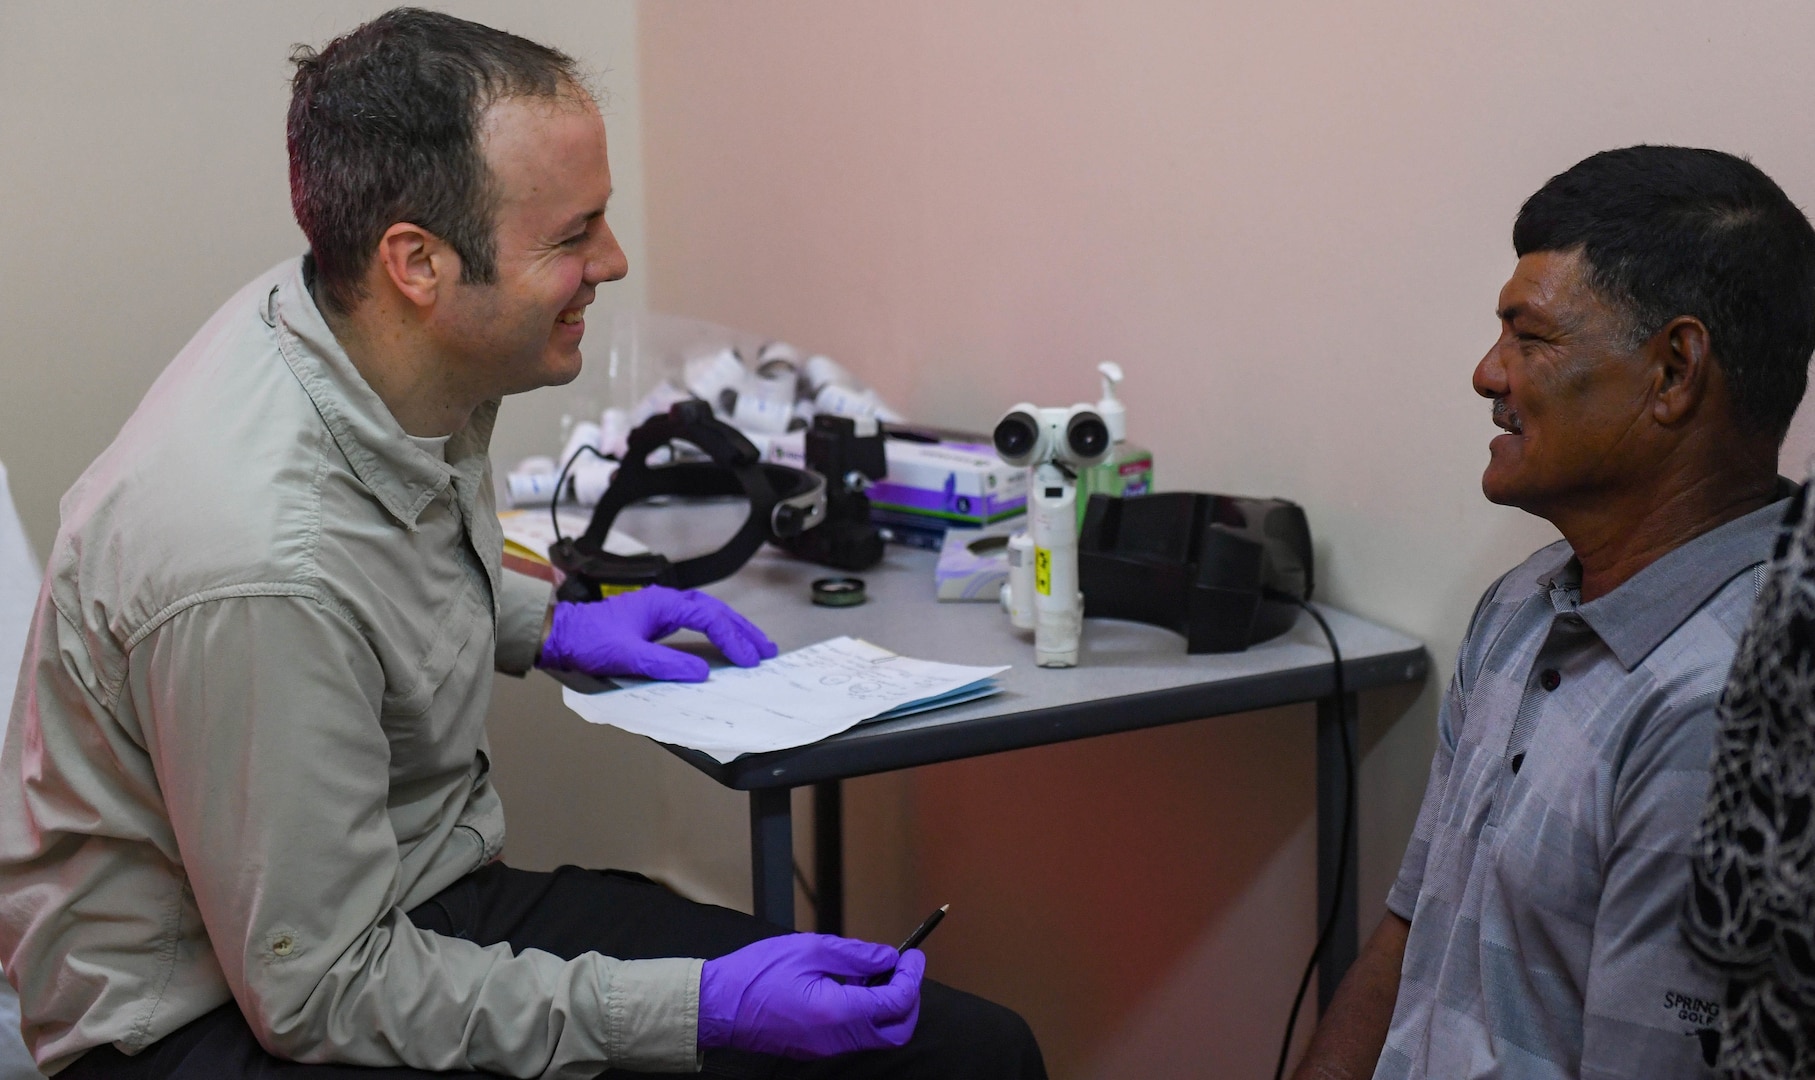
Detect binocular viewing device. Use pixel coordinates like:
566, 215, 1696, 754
992, 401, 1114, 668
992, 391, 1315, 662
992, 404, 1112, 472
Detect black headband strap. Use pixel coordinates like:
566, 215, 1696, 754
551, 400, 824, 599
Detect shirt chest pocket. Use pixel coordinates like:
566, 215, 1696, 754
379, 584, 490, 727
1492, 790, 1602, 928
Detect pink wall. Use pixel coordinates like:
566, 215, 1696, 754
638, 3, 1815, 1074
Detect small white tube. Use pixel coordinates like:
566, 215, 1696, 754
731, 391, 796, 435
632, 381, 693, 426
568, 458, 619, 506
815, 384, 881, 420
598, 408, 632, 459
558, 421, 602, 471
506, 471, 561, 507
683, 348, 747, 402
803, 354, 854, 396
758, 341, 804, 367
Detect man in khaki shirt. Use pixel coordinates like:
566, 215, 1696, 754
0, 10, 1043, 1080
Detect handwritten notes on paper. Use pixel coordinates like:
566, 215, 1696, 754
561, 636, 1008, 762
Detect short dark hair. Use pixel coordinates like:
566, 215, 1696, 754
288, 8, 582, 314
1514, 145, 1815, 441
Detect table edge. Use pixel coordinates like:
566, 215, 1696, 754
662, 643, 1429, 789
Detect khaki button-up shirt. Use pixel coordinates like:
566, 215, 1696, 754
0, 259, 701, 1077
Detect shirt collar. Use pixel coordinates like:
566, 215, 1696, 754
1545, 478, 1796, 670
265, 256, 496, 530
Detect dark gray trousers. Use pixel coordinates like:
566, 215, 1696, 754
62, 863, 1045, 1080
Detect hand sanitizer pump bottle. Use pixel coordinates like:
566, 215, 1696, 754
1076, 362, 1155, 527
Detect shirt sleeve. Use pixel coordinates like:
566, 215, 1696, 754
1385, 673, 1460, 921
1578, 694, 1723, 1080
495, 568, 554, 676
1388, 573, 1508, 922
130, 592, 701, 1078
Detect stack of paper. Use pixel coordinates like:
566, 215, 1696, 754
561, 636, 1009, 763
498, 508, 648, 582
498, 508, 648, 562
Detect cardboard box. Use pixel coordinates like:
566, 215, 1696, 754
767, 432, 1027, 527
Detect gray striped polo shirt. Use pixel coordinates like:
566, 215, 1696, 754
1378, 489, 1794, 1080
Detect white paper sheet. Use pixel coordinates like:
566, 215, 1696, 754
497, 508, 648, 559
561, 636, 1008, 762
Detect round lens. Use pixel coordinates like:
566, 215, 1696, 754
994, 413, 1040, 460
1067, 414, 1109, 459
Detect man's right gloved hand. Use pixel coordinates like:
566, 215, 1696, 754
535, 586, 777, 682
697, 933, 925, 1059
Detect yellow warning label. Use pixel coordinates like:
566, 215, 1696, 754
1035, 547, 1052, 596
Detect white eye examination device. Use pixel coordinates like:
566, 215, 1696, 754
993, 402, 1112, 668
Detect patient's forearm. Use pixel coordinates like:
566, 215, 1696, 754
1289, 912, 1410, 1080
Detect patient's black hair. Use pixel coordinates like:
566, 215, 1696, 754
1515, 145, 1815, 441
287, 7, 584, 315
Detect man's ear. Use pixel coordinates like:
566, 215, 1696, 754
372, 223, 461, 310
1650, 315, 1713, 426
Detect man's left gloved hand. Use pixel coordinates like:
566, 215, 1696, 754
535, 586, 778, 682
697, 933, 925, 1059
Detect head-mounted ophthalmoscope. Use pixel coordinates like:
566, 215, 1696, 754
548, 400, 826, 601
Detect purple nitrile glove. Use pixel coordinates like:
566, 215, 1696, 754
697, 933, 925, 1059
535, 587, 778, 682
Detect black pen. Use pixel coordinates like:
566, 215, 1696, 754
866, 904, 948, 986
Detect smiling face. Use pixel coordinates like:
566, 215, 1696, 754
433, 88, 627, 398
1473, 249, 1663, 517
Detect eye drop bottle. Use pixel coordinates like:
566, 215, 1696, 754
1075, 362, 1154, 527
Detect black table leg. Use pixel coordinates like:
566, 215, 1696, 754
814, 781, 844, 936
750, 788, 795, 929
1316, 691, 1360, 1014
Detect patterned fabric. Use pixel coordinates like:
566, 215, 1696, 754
1380, 492, 1792, 1080
1687, 481, 1815, 1079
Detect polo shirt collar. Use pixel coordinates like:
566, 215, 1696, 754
266, 257, 494, 530
1546, 478, 1796, 670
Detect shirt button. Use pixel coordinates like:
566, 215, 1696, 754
272, 936, 294, 957
1540, 669, 1561, 691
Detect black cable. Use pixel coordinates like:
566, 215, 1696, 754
549, 443, 614, 544
1270, 593, 1355, 1080
792, 859, 819, 918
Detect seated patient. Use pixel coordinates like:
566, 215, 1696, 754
0, 9, 1043, 1079
1293, 146, 1815, 1080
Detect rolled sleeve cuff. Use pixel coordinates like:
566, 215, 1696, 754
496, 569, 554, 676
1384, 834, 1428, 922
603, 956, 704, 1073
1385, 877, 1419, 922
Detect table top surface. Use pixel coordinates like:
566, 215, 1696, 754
601, 502, 1429, 789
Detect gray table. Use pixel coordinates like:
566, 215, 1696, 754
607, 503, 1428, 1009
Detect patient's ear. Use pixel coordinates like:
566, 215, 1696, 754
1649, 315, 1712, 427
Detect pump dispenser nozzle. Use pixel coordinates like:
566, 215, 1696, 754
1096, 362, 1127, 445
